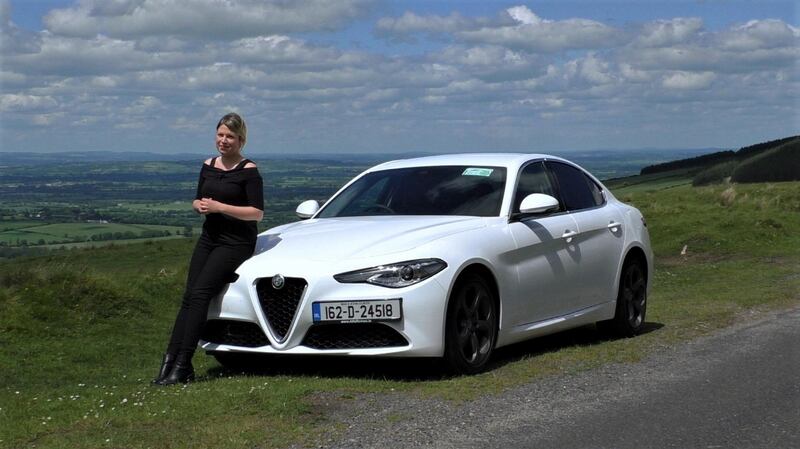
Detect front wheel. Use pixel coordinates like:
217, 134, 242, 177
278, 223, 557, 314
599, 258, 647, 337
443, 273, 498, 374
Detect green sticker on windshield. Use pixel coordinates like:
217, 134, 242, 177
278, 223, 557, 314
462, 167, 493, 177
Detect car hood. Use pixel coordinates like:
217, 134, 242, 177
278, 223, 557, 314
251, 216, 485, 263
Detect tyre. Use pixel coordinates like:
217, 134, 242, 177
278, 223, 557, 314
443, 273, 498, 374
599, 257, 647, 337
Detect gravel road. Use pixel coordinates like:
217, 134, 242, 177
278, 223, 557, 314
310, 306, 800, 449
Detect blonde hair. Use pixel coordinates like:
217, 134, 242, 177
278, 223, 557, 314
217, 112, 247, 149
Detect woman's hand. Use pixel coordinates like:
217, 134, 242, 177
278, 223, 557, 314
193, 199, 207, 214
193, 198, 218, 214
201, 197, 222, 214
194, 197, 263, 221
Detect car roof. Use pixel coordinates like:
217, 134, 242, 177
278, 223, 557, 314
369, 153, 568, 172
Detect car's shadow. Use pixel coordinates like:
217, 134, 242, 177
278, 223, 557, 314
203, 321, 664, 382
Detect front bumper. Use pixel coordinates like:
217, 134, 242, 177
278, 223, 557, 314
200, 270, 449, 357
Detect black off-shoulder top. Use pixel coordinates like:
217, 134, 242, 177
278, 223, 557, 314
195, 157, 264, 245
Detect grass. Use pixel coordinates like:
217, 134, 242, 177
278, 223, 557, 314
0, 223, 187, 246
604, 168, 694, 194
1, 181, 799, 449
120, 202, 193, 212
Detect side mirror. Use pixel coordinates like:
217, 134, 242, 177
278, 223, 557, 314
295, 200, 320, 219
519, 193, 559, 214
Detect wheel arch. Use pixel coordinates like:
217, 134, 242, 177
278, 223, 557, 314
624, 246, 648, 277
616, 245, 650, 298
442, 262, 501, 343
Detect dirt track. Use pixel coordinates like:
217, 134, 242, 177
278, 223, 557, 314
310, 306, 800, 449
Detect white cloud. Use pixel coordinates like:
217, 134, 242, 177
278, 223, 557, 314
563, 54, 616, 86
619, 63, 652, 82
90, 76, 119, 88
0, 70, 26, 86
506, 6, 546, 26
0, 0, 9, 25
44, 0, 371, 39
170, 116, 202, 130
718, 19, 799, 51
1, 2, 797, 153
227, 35, 362, 68
457, 6, 621, 52
0, 93, 58, 112
32, 112, 64, 126
4, 33, 204, 76
636, 18, 704, 47
662, 71, 716, 90
123, 95, 163, 114
376, 11, 471, 36
438, 45, 523, 67
375, 10, 509, 41
375, 6, 620, 52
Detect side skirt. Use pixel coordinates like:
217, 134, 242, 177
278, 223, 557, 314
496, 301, 616, 348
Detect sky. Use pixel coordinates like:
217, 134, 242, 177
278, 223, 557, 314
0, 0, 798, 155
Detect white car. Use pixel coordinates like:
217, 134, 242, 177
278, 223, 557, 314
201, 154, 652, 373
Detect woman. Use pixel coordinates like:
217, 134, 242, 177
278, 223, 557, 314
154, 112, 264, 385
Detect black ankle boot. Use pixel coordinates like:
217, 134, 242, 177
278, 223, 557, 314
151, 353, 177, 385
155, 354, 195, 386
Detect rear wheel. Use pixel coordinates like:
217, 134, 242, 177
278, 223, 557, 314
599, 258, 647, 337
443, 273, 498, 374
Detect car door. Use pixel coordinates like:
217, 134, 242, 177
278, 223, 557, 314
506, 161, 582, 325
546, 161, 625, 309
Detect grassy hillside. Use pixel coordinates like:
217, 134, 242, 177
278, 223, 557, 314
1, 181, 799, 448
637, 135, 799, 185
731, 138, 800, 183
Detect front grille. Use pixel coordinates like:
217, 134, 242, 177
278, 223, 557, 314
255, 277, 307, 342
201, 320, 269, 348
302, 323, 409, 350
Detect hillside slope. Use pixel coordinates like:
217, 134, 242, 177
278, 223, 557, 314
638, 135, 799, 184
731, 138, 800, 183
607, 135, 799, 190
1, 179, 799, 449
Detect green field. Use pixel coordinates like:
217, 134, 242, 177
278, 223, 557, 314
0, 221, 42, 232
1, 177, 798, 449
604, 168, 694, 194
0, 157, 372, 252
121, 201, 192, 212
0, 222, 188, 246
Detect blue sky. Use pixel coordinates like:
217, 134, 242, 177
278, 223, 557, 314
1, 0, 798, 155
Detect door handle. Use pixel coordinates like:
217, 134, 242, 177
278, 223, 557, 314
562, 230, 578, 243
607, 222, 622, 233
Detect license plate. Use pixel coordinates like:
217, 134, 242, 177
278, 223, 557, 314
312, 299, 402, 323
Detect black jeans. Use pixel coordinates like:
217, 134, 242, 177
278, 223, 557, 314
166, 233, 254, 358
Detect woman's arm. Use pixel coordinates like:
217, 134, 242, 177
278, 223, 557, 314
196, 198, 263, 221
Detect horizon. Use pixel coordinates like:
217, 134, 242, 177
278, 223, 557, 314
0, 145, 723, 158
1, 0, 798, 154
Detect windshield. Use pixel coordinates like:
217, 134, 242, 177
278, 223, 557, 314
317, 165, 507, 218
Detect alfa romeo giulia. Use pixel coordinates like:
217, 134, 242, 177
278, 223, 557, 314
200, 154, 652, 373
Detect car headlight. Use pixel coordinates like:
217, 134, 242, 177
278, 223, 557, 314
334, 259, 447, 288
